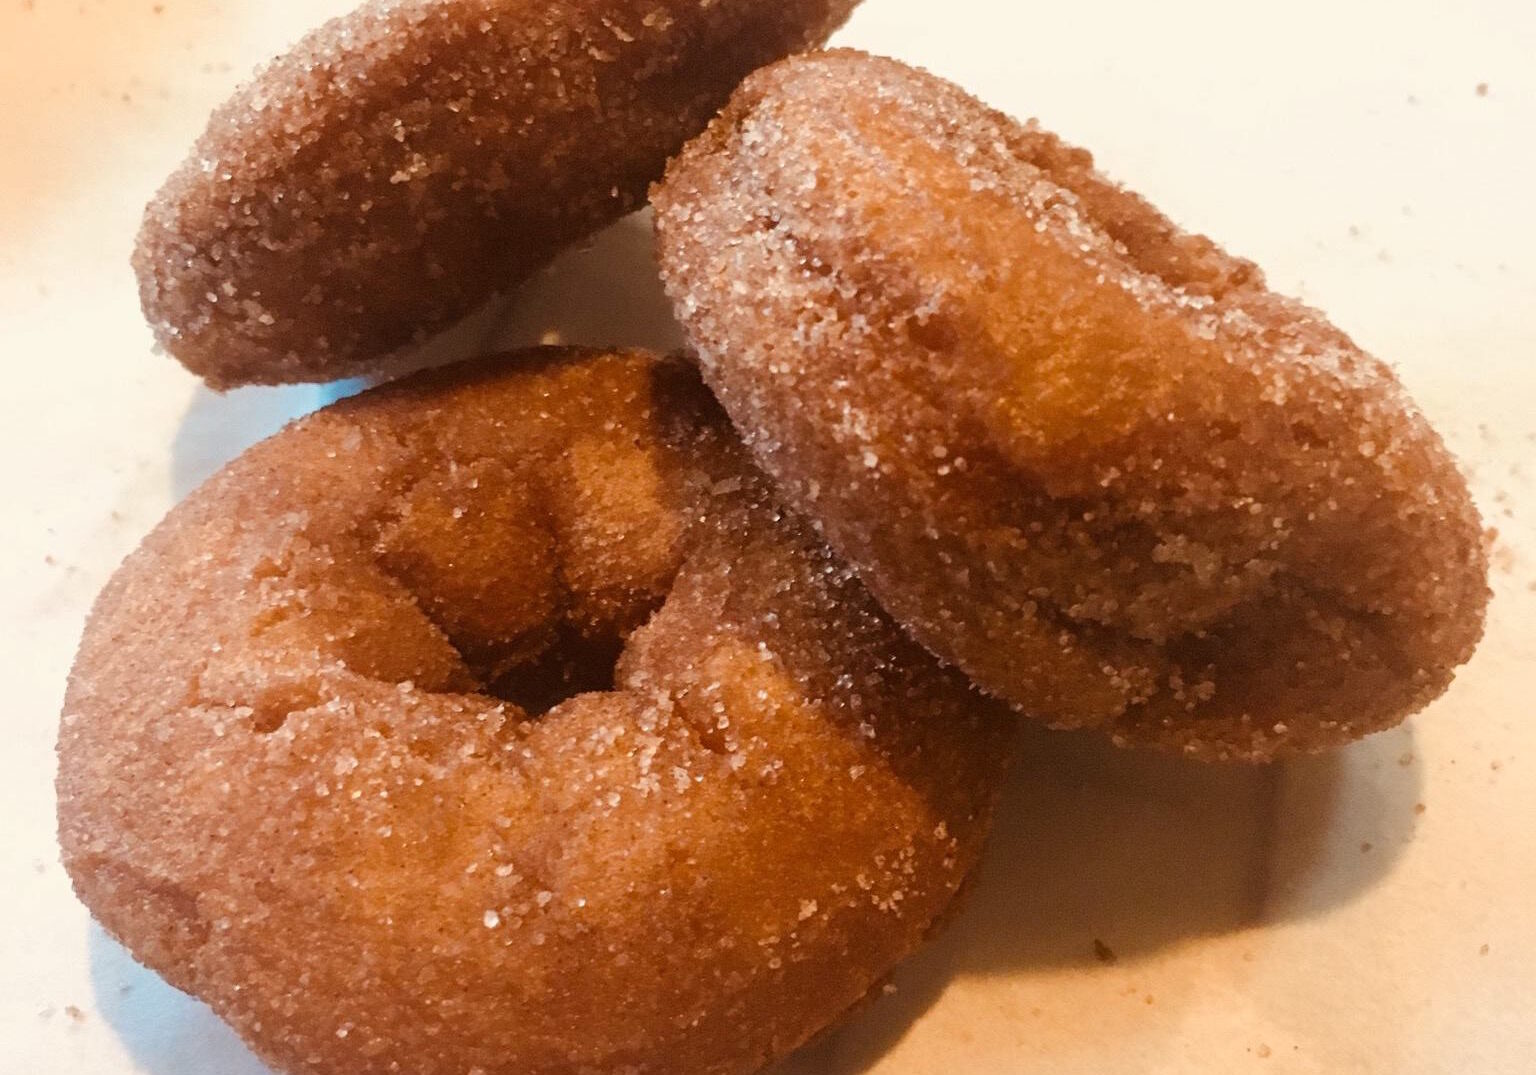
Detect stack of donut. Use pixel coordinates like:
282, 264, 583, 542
60, 4, 1490, 1074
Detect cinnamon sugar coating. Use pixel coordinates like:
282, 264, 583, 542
653, 51, 1489, 760
57, 349, 1013, 1074
134, 0, 860, 388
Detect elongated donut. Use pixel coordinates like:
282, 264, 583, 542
56, 349, 1013, 1075
653, 50, 1489, 761
133, 0, 861, 388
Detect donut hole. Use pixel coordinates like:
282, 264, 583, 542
373, 459, 563, 678
368, 427, 689, 716
484, 624, 630, 717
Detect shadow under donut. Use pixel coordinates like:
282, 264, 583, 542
778, 720, 1424, 1074
89, 924, 274, 1075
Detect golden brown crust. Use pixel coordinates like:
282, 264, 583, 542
57, 348, 1014, 1074
653, 51, 1490, 761
133, 0, 861, 389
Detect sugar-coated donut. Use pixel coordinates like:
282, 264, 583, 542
57, 349, 1013, 1074
653, 50, 1489, 761
134, 0, 861, 389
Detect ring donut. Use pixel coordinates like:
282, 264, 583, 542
653, 50, 1489, 760
133, 0, 861, 388
57, 349, 1013, 1074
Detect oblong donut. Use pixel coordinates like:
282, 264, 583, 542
134, 0, 860, 388
653, 50, 1490, 761
57, 349, 1014, 1074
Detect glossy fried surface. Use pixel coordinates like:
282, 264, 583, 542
654, 51, 1490, 761
133, 0, 860, 388
57, 349, 1013, 1074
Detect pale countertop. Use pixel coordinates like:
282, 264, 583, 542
3, 2, 1533, 1073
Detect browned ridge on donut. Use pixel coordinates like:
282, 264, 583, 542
134, 0, 862, 389
653, 50, 1490, 761
56, 349, 1014, 1075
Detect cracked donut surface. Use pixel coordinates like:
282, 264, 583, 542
653, 50, 1489, 760
57, 349, 1014, 1075
134, 0, 862, 388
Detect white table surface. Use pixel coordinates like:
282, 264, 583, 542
3, 2, 1533, 1072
